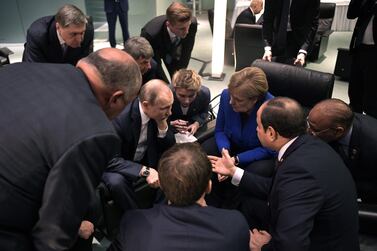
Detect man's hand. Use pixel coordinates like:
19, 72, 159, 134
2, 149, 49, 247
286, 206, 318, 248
250, 229, 271, 251
156, 118, 169, 131
187, 121, 200, 135
262, 50, 272, 62
78, 220, 94, 240
294, 53, 306, 66
170, 119, 189, 133
146, 167, 160, 188
209, 149, 237, 177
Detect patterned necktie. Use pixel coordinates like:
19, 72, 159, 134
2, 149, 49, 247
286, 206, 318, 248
61, 43, 68, 57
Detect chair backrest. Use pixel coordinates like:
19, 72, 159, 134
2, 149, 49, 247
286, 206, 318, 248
234, 24, 264, 71
317, 3, 336, 35
251, 59, 334, 109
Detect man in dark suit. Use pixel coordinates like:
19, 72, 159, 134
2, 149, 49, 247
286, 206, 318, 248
347, 0, 377, 118
104, 0, 129, 48
262, 0, 320, 66
308, 98, 377, 203
170, 69, 210, 136
22, 4, 94, 65
236, 0, 264, 25
123, 36, 162, 85
108, 142, 250, 251
0, 48, 141, 251
211, 97, 360, 251
141, 2, 197, 82
103, 80, 176, 212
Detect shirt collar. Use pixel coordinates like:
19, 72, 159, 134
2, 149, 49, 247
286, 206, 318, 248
166, 25, 177, 42
138, 101, 150, 125
56, 29, 66, 46
278, 136, 298, 161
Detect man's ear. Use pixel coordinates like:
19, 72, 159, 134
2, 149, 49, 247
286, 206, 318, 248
267, 126, 278, 142
108, 90, 125, 110
334, 126, 345, 138
205, 180, 212, 195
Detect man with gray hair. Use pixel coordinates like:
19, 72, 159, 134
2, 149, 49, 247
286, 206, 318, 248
0, 48, 141, 251
123, 36, 162, 84
22, 4, 94, 65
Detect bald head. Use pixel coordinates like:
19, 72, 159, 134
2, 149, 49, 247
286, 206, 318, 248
77, 48, 142, 119
139, 80, 173, 121
250, 0, 263, 15
308, 99, 354, 141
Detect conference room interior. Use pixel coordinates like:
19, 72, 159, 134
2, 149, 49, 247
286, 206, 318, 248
0, 0, 376, 250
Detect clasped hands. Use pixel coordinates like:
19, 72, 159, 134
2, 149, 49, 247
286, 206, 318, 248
170, 119, 199, 135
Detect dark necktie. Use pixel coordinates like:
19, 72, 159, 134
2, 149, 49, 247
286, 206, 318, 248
277, 0, 290, 49
62, 44, 68, 57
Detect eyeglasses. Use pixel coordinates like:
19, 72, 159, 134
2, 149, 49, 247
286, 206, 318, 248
306, 117, 333, 136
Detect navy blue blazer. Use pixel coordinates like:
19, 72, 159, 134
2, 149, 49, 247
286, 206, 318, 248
107, 98, 175, 178
240, 135, 360, 251
22, 15, 94, 65
104, 0, 128, 12
107, 204, 250, 251
170, 85, 211, 127
140, 15, 197, 81
331, 113, 377, 203
215, 89, 275, 166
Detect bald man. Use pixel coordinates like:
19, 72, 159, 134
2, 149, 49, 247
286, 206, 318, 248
308, 98, 377, 203
0, 48, 141, 251
235, 0, 264, 25
103, 80, 176, 212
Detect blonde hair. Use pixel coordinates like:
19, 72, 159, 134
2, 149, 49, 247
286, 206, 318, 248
172, 69, 202, 92
228, 67, 268, 100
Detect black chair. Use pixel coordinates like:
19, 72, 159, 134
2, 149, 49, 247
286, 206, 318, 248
307, 2, 336, 61
0, 47, 13, 66
234, 24, 264, 71
251, 59, 334, 109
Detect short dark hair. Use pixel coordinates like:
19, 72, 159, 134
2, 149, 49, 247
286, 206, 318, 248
123, 36, 154, 60
166, 2, 192, 25
82, 50, 141, 104
261, 97, 306, 138
158, 143, 211, 206
55, 4, 87, 27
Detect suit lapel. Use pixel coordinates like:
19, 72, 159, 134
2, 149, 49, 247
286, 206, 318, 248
131, 99, 142, 155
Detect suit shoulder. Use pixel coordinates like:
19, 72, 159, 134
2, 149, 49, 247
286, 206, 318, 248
27, 16, 54, 39
142, 15, 166, 36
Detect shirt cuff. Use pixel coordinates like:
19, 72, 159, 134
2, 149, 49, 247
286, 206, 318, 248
264, 46, 272, 52
157, 126, 168, 138
231, 167, 244, 186
298, 49, 307, 55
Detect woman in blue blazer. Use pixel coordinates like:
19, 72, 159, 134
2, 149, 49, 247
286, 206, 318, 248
202, 67, 275, 208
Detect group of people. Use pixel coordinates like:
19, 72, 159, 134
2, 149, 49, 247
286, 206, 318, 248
0, 0, 376, 251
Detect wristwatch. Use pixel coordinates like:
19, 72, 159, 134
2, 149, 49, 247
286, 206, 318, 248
141, 166, 150, 177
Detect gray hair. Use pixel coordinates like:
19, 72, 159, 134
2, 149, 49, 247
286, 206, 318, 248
123, 36, 154, 60
83, 50, 142, 104
55, 4, 87, 27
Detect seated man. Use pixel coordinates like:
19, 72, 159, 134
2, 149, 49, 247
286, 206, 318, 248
170, 69, 210, 137
211, 97, 359, 250
308, 98, 377, 203
103, 80, 175, 212
108, 143, 250, 251
123, 36, 162, 85
235, 0, 264, 25
22, 4, 94, 65
141, 2, 197, 82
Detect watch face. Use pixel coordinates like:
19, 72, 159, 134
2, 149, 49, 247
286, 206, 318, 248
143, 169, 150, 177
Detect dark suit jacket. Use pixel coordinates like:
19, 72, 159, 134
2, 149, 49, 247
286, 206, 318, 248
107, 204, 250, 251
140, 15, 197, 82
170, 85, 211, 127
107, 98, 175, 178
104, 0, 128, 12
0, 63, 120, 251
263, 0, 320, 55
239, 135, 360, 251
236, 7, 256, 25
333, 113, 377, 203
22, 15, 94, 65
348, 0, 377, 51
